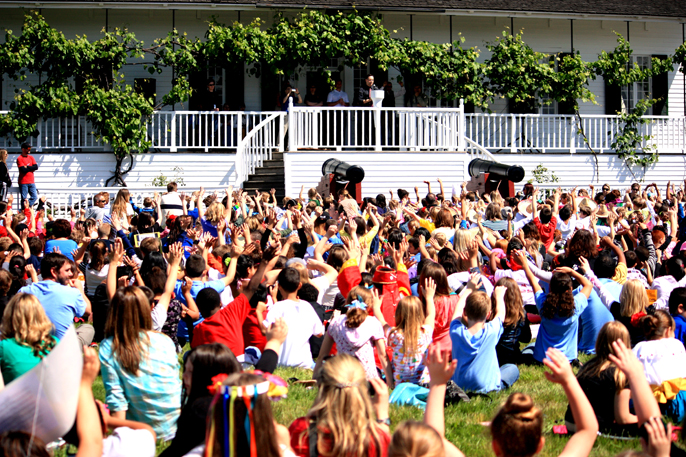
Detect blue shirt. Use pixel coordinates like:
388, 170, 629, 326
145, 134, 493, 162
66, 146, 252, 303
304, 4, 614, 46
99, 331, 181, 440
533, 290, 588, 362
674, 314, 686, 348
598, 278, 623, 303
19, 281, 86, 339
577, 287, 613, 354
45, 239, 79, 261
450, 317, 503, 393
174, 279, 226, 338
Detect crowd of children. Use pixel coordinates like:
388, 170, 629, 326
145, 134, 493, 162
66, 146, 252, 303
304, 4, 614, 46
1, 175, 686, 457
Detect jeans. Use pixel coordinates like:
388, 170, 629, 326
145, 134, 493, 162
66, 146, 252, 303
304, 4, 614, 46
499, 363, 520, 390
20, 183, 38, 209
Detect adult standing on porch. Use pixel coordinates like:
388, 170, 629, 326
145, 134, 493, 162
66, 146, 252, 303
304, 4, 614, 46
17, 142, 38, 209
353, 74, 378, 147
327, 80, 350, 147
0, 149, 12, 202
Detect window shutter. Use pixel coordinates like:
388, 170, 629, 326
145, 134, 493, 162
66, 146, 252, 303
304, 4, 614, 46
652, 54, 669, 115
604, 77, 622, 115
557, 53, 576, 115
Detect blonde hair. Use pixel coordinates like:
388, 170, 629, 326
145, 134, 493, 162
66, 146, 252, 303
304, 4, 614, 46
205, 202, 226, 224
577, 321, 630, 391
0, 149, 7, 164
389, 421, 443, 457
619, 279, 648, 317
1, 293, 56, 358
111, 188, 130, 217
390, 296, 425, 356
309, 354, 382, 457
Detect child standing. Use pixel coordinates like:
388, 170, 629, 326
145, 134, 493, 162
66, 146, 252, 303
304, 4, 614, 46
373, 278, 436, 386
314, 286, 392, 385
450, 277, 518, 393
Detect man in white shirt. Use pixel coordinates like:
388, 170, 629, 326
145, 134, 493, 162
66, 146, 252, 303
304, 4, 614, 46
263, 267, 324, 368
326, 80, 350, 147
326, 80, 349, 107
159, 182, 184, 222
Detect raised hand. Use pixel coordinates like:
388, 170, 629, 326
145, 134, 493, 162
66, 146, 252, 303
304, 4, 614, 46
542, 347, 575, 386
424, 344, 457, 387
423, 277, 436, 301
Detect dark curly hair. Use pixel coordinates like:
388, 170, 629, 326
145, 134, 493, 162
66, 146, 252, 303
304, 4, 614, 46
568, 229, 598, 260
541, 271, 576, 319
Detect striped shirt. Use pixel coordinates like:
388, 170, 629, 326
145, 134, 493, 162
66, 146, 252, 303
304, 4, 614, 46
99, 331, 182, 441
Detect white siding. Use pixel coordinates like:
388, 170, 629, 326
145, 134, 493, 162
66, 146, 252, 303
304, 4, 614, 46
7, 152, 236, 188
285, 151, 686, 198
284, 151, 466, 198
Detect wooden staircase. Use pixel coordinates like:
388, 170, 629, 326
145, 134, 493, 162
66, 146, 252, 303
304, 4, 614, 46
241, 152, 286, 201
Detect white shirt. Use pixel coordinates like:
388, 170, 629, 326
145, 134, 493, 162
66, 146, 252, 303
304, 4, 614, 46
494, 269, 535, 307
102, 427, 156, 457
263, 299, 324, 368
326, 89, 349, 105
651, 275, 678, 311
556, 215, 577, 241
160, 192, 184, 221
447, 272, 494, 297
633, 338, 686, 386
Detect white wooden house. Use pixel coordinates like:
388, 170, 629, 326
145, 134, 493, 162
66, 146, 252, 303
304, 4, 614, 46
0, 0, 685, 212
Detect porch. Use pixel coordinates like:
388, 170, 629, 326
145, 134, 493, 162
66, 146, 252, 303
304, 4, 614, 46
3, 107, 684, 156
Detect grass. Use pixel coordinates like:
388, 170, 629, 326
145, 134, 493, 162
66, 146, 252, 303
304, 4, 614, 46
68, 349, 652, 457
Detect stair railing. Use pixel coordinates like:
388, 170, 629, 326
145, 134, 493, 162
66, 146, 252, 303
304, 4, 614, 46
236, 112, 286, 187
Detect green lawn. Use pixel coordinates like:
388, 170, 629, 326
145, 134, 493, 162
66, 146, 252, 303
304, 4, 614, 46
76, 349, 667, 457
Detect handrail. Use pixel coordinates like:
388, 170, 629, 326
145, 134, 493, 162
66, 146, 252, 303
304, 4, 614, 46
235, 112, 285, 185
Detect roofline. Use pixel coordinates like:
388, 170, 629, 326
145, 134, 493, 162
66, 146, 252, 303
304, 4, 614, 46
0, 2, 684, 23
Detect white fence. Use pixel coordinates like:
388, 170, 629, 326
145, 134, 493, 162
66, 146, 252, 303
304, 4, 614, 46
235, 112, 286, 184
0, 111, 278, 153
288, 105, 466, 151
2, 108, 685, 155
9, 185, 228, 219
465, 114, 686, 154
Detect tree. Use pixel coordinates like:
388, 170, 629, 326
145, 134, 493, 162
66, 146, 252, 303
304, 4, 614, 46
0, 11, 154, 186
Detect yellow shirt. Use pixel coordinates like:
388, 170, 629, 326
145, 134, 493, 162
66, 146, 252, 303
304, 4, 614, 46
612, 262, 627, 285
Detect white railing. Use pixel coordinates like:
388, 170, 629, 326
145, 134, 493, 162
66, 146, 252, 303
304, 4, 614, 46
235, 112, 286, 185
2, 109, 684, 155
8, 185, 228, 219
288, 105, 465, 151
465, 113, 686, 154
0, 111, 279, 153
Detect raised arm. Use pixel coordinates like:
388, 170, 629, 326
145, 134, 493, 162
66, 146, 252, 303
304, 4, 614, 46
423, 345, 465, 457
608, 339, 662, 426
545, 348, 598, 457
556, 266, 592, 299
423, 277, 437, 330
516, 250, 542, 294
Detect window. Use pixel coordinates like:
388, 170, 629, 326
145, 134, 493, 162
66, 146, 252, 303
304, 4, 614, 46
620, 56, 652, 114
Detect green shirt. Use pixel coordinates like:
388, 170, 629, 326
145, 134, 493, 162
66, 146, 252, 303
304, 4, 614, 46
0, 337, 58, 384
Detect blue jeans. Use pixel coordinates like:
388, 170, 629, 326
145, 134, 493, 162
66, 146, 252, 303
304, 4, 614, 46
20, 183, 38, 209
500, 363, 520, 390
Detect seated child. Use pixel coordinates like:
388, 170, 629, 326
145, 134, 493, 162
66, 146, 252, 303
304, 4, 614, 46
450, 280, 519, 393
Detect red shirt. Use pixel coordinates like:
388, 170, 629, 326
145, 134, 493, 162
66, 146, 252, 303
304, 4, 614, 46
534, 215, 557, 249
289, 416, 390, 457
242, 308, 267, 351
17, 154, 37, 185
191, 294, 250, 355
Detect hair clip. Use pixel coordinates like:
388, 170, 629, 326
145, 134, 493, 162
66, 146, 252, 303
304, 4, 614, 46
346, 298, 367, 311
335, 382, 358, 389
